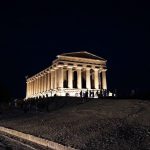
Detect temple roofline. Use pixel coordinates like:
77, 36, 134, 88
57, 51, 106, 61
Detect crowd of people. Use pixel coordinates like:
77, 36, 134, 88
79, 89, 108, 98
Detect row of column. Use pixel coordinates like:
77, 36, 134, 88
26, 66, 107, 97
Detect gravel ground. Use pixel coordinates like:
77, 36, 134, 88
0, 99, 150, 150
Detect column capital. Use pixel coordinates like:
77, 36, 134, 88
53, 66, 58, 70
76, 66, 82, 69
33, 77, 36, 80
45, 69, 50, 73
28, 79, 31, 82
51, 69, 55, 72
86, 67, 91, 70
67, 66, 73, 69
99, 70, 102, 73
36, 74, 40, 78
102, 69, 107, 72
35, 75, 38, 78
57, 64, 64, 68
43, 71, 47, 74
94, 68, 99, 71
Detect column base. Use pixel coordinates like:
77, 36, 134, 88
25, 88, 110, 99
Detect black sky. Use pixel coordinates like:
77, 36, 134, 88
0, 1, 150, 98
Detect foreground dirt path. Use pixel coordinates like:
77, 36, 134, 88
0, 134, 50, 150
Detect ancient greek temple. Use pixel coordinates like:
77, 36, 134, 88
26, 51, 108, 99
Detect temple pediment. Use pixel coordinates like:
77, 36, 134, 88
58, 51, 106, 61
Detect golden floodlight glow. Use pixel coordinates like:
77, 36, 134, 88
26, 51, 108, 99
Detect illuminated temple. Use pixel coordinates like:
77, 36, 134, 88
26, 51, 108, 99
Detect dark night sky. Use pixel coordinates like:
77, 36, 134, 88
0, 1, 150, 98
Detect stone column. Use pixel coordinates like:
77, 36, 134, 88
47, 71, 51, 91
38, 77, 40, 93
46, 71, 49, 91
30, 81, 31, 96
26, 81, 27, 98
86, 68, 91, 89
102, 70, 107, 90
58, 66, 64, 88
29, 80, 31, 96
43, 74, 45, 92
46, 72, 48, 91
51, 69, 54, 89
54, 68, 57, 89
44, 73, 46, 92
32, 81, 33, 95
32, 80, 34, 95
98, 71, 102, 89
33, 79, 35, 95
35, 78, 37, 94
39, 76, 41, 93
38, 76, 40, 93
42, 74, 44, 92
37, 77, 39, 93
34, 79, 36, 95
38, 75, 41, 93
34, 78, 36, 94
94, 68, 99, 89
27, 82, 28, 97
68, 67, 73, 88
30, 80, 32, 95
35, 79, 37, 94
77, 67, 82, 89
31, 79, 33, 95
31, 80, 32, 95
45, 73, 47, 91
49, 72, 51, 90
46, 73, 47, 92
28, 81, 30, 96
43, 75, 44, 92
30, 81, 32, 96
40, 75, 43, 92
35, 78, 36, 94
36, 77, 38, 94
28, 81, 30, 97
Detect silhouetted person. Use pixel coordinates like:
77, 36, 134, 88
96, 90, 98, 98
66, 93, 70, 97
85, 90, 88, 98
80, 91, 82, 98
92, 91, 94, 98
89, 90, 92, 98
103, 89, 107, 97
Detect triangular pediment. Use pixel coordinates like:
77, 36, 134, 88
58, 51, 106, 61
